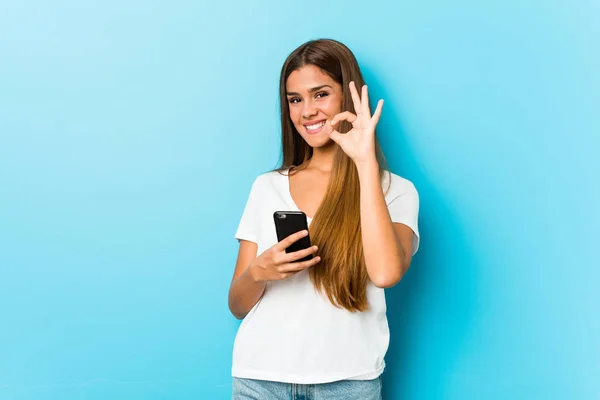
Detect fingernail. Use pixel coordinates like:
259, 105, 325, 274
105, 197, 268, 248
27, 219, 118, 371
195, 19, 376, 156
303, 230, 308, 235
316, 257, 321, 261
313, 246, 318, 250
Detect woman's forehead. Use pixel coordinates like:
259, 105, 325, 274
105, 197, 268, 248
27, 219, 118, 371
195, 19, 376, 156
286, 66, 339, 91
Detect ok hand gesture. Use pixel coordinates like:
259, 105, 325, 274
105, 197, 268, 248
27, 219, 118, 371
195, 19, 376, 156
328, 81, 384, 165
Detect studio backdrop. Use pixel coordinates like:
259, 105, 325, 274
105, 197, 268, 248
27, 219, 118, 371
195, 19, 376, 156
1, 0, 598, 399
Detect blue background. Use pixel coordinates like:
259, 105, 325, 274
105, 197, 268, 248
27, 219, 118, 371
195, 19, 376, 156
1, 0, 598, 399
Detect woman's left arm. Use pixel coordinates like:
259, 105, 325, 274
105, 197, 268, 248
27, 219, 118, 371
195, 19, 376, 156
329, 81, 414, 288
356, 160, 414, 288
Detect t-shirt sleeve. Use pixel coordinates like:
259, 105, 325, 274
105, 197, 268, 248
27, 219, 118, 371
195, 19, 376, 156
387, 181, 420, 256
234, 177, 262, 244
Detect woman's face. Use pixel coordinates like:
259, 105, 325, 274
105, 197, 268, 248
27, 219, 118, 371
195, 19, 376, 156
286, 65, 343, 148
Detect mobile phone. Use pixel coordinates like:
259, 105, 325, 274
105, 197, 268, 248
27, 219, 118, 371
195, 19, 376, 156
273, 211, 312, 262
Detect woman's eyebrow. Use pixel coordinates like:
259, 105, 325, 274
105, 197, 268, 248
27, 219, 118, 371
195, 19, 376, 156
286, 85, 332, 96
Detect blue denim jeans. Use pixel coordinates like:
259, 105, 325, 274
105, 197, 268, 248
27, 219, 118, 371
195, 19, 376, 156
232, 375, 383, 400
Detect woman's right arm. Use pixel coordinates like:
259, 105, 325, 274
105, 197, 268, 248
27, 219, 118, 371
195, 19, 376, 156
228, 231, 321, 319
228, 240, 266, 320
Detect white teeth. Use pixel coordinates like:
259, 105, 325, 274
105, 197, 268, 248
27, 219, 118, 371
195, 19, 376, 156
306, 121, 325, 130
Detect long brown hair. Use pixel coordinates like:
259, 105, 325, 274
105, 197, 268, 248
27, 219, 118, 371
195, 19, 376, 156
277, 39, 390, 312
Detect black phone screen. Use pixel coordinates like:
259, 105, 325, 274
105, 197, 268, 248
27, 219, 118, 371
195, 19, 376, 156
273, 211, 312, 262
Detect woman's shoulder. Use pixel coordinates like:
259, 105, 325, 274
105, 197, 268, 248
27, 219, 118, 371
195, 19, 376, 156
248, 168, 287, 191
383, 170, 418, 198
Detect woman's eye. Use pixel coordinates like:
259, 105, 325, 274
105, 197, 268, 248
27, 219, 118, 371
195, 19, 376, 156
288, 92, 328, 104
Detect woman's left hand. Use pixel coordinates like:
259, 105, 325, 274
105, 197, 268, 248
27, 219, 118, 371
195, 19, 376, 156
328, 81, 383, 165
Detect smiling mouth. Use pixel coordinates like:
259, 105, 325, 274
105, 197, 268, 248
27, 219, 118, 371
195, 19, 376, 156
304, 120, 326, 134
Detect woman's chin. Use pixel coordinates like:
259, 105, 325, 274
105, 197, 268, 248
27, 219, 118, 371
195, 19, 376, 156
301, 129, 335, 148
306, 136, 335, 149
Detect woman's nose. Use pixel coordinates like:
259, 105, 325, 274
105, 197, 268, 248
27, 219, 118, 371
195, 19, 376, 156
302, 100, 318, 118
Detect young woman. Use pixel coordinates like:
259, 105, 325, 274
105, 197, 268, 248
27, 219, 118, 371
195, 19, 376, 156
228, 38, 420, 400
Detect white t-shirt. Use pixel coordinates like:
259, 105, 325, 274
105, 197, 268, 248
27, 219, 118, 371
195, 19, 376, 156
232, 167, 420, 384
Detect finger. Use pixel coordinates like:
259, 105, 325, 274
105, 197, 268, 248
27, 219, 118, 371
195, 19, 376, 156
362, 85, 371, 116
330, 111, 357, 126
277, 271, 299, 280
349, 81, 362, 115
276, 229, 309, 251
328, 128, 344, 145
372, 99, 384, 125
278, 256, 322, 273
281, 245, 319, 263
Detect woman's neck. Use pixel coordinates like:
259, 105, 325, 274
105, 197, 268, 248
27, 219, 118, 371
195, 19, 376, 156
306, 142, 337, 173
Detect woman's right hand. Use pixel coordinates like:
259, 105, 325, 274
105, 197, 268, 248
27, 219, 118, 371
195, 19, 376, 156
249, 230, 321, 282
